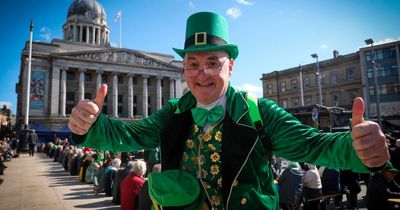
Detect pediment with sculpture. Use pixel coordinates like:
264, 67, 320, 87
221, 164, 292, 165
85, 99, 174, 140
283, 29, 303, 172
53, 49, 177, 69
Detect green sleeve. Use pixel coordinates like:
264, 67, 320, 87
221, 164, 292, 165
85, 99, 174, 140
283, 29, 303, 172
259, 98, 369, 173
71, 99, 178, 152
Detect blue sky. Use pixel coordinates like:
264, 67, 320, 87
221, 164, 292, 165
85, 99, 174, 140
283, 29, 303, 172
0, 0, 399, 114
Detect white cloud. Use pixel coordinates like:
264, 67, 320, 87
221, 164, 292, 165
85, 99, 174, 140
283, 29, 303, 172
359, 37, 399, 49
110, 42, 119, 47
236, 0, 255, 6
39, 26, 52, 42
188, 1, 195, 9
0, 102, 12, 110
226, 7, 242, 19
374, 38, 397, 45
236, 83, 263, 97
320, 44, 328, 49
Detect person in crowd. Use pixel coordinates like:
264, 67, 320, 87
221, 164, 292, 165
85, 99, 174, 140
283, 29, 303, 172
84, 154, 96, 184
70, 148, 82, 176
302, 163, 323, 210
340, 170, 361, 209
137, 163, 162, 210
366, 134, 400, 210
143, 147, 160, 176
319, 166, 342, 208
112, 160, 134, 205
68, 11, 390, 209
92, 161, 103, 194
104, 157, 121, 196
319, 167, 341, 195
79, 152, 91, 182
28, 129, 38, 157
121, 160, 146, 210
277, 161, 303, 210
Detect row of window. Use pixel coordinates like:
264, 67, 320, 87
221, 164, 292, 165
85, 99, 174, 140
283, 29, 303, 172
67, 72, 165, 86
279, 93, 356, 108
367, 65, 398, 78
365, 47, 397, 61
369, 83, 400, 96
266, 68, 355, 94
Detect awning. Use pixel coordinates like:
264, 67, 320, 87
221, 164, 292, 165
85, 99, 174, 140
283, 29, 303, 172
30, 123, 53, 132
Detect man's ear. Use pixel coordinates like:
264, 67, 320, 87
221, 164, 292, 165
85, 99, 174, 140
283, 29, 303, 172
228, 59, 234, 76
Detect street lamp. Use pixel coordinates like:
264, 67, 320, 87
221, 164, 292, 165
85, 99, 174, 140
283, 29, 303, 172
311, 53, 323, 105
364, 38, 382, 128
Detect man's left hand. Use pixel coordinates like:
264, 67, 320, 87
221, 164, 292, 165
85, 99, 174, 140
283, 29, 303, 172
351, 97, 389, 168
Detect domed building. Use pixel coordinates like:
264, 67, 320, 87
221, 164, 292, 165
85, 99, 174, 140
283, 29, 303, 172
16, 0, 184, 135
64, 0, 110, 46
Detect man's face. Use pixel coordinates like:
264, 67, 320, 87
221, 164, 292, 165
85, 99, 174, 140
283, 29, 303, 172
184, 51, 233, 105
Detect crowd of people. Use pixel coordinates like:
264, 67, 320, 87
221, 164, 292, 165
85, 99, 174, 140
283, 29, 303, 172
0, 134, 19, 185
38, 137, 161, 210
273, 130, 400, 210
1, 130, 400, 209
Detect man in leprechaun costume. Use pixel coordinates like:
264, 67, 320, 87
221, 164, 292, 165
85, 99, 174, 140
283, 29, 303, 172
69, 12, 390, 209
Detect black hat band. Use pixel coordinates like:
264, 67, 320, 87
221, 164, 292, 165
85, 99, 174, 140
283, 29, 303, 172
184, 32, 227, 49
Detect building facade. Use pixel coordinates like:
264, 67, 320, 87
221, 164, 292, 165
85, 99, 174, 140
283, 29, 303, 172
262, 51, 362, 109
261, 40, 400, 130
359, 41, 400, 121
15, 0, 185, 131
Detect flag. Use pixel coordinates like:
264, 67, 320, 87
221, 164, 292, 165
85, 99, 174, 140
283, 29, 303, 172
114, 10, 121, 22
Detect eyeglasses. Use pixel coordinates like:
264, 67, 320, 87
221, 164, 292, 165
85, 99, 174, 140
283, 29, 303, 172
183, 58, 229, 77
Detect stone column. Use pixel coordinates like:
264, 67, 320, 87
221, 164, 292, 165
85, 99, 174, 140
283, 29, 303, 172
156, 76, 163, 110
175, 78, 182, 98
169, 78, 175, 99
78, 68, 85, 100
112, 72, 118, 117
74, 24, 78, 42
60, 67, 67, 117
96, 68, 103, 93
142, 75, 149, 118
128, 74, 134, 118
92, 27, 96, 44
50, 66, 61, 116
79, 24, 83, 42
86, 25, 89, 44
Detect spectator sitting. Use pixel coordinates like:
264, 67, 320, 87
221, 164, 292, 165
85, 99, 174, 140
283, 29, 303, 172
112, 160, 134, 205
121, 160, 146, 210
302, 163, 323, 210
277, 161, 304, 210
104, 158, 121, 196
137, 163, 162, 210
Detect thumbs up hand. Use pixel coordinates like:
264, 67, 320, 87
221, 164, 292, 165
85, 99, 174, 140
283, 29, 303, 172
68, 84, 108, 135
351, 97, 389, 167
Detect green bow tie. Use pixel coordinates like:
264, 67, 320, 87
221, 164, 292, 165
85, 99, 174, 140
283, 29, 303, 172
191, 105, 224, 127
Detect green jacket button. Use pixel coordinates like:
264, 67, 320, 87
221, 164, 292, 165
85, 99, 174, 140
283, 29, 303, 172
241, 198, 247, 205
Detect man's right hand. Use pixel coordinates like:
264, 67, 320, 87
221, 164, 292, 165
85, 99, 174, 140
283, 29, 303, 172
68, 84, 108, 135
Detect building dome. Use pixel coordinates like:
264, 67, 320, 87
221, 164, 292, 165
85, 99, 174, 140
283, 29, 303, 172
67, 0, 106, 21
63, 0, 110, 46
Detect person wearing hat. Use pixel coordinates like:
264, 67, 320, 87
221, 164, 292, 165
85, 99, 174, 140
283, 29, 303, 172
68, 11, 390, 209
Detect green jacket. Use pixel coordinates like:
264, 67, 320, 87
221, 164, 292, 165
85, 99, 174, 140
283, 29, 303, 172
73, 84, 368, 210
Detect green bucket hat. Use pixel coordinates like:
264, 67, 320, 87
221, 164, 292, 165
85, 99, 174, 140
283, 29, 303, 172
148, 169, 205, 209
173, 12, 239, 60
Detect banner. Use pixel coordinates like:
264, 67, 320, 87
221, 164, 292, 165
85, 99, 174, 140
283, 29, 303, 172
30, 70, 46, 109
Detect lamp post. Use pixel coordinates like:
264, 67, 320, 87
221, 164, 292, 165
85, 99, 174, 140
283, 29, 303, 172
365, 38, 382, 128
311, 53, 323, 105
25, 20, 34, 130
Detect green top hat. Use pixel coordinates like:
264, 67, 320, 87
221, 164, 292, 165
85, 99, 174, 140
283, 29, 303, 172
148, 169, 205, 209
173, 12, 239, 60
